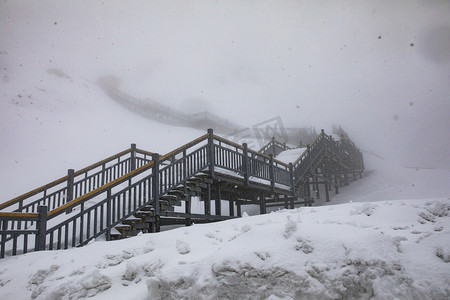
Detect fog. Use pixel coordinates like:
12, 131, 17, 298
1, 0, 449, 168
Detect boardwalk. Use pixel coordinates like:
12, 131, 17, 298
0, 129, 363, 258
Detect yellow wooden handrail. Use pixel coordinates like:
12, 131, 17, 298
74, 148, 132, 176
47, 160, 155, 218
159, 133, 209, 161
0, 147, 135, 211
49, 133, 210, 218
0, 176, 68, 210
135, 148, 154, 157
0, 212, 40, 218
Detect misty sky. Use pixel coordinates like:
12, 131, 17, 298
1, 0, 449, 168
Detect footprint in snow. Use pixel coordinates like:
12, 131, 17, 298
176, 240, 191, 255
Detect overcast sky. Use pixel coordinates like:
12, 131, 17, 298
1, 0, 449, 168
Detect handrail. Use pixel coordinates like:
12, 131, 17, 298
136, 148, 154, 157
0, 176, 69, 211
258, 138, 291, 156
292, 132, 323, 166
48, 133, 210, 219
73, 148, 131, 176
159, 133, 209, 161
47, 160, 156, 218
1, 148, 135, 211
0, 212, 40, 218
214, 135, 289, 167
0, 146, 153, 213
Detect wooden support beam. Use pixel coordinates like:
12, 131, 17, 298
229, 197, 235, 217
152, 153, 161, 232
243, 143, 249, 186
204, 183, 211, 215
215, 184, 221, 216
185, 189, 192, 226
208, 128, 215, 179
260, 194, 267, 214
289, 195, 294, 209
306, 179, 311, 198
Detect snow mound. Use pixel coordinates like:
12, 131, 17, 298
0, 199, 449, 299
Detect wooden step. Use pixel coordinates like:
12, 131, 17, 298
140, 205, 156, 212
160, 201, 175, 212
110, 227, 123, 240
115, 223, 132, 230
186, 178, 204, 185
168, 189, 185, 198
122, 216, 146, 230
134, 212, 156, 223
173, 184, 196, 192
170, 200, 182, 207
160, 194, 179, 201
112, 223, 131, 239
136, 209, 155, 217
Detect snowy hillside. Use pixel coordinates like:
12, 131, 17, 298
0, 154, 449, 300
0, 66, 207, 201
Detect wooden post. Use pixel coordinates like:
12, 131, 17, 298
229, 197, 235, 217
237, 202, 242, 217
307, 145, 311, 167
152, 153, 161, 232
36, 206, 48, 251
130, 143, 137, 171
289, 163, 294, 195
185, 193, 192, 226
67, 169, 74, 203
306, 178, 311, 198
314, 168, 320, 199
106, 190, 112, 240
325, 179, 330, 202
269, 154, 275, 191
334, 170, 339, 194
204, 184, 211, 215
327, 166, 332, 191
260, 194, 267, 214
101, 163, 106, 186
207, 129, 215, 178
215, 183, 221, 216
243, 143, 249, 186
272, 137, 276, 157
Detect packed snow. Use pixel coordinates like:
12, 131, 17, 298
0, 153, 449, 300
275, 148, 307, 164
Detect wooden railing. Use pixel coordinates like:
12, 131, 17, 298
0, 129, 363, 258
0, 146, 153, 214
258, 138, 292, 157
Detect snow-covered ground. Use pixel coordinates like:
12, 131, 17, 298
0, 153, 449, 300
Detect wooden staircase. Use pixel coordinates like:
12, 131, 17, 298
0, 128, 364, 257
